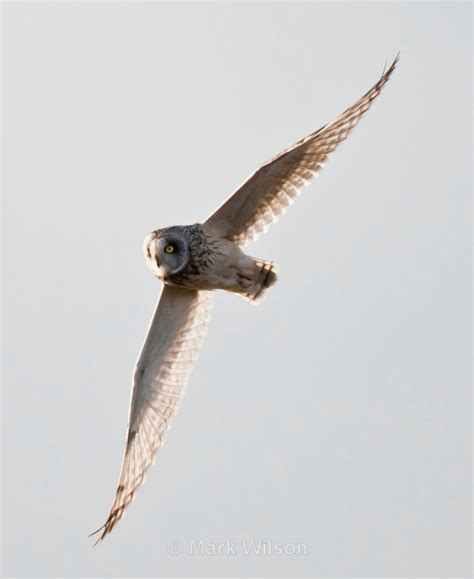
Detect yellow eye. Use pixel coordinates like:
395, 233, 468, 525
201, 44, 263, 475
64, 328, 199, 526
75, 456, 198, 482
164, 244, 175, 254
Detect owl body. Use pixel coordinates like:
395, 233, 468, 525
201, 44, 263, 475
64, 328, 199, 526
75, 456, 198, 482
93, 57, 398, 544
144, 223, 278, 301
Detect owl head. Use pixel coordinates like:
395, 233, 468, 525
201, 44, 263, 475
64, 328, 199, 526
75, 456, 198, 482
144, 227, 190, 280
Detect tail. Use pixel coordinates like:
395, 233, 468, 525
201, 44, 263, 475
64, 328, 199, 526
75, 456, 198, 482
243, 258, 279, 304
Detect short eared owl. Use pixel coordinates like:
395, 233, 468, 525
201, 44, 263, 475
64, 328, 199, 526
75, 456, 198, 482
92, 56, 398, 543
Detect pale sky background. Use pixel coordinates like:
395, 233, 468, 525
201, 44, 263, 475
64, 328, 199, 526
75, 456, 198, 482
2, 2, 472, 578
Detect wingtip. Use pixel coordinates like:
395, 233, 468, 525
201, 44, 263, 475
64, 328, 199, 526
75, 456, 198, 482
88, 523, 106, 547
378, 53, 399, 87
386, 52, 400, 74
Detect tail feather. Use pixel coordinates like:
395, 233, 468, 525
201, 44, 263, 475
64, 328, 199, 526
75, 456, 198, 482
244, 259, 279, 303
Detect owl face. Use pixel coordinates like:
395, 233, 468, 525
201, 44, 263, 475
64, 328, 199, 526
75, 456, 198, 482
144, 229, 190, 280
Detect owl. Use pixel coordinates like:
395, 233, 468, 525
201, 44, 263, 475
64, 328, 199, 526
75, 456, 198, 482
91, 56, 398, 543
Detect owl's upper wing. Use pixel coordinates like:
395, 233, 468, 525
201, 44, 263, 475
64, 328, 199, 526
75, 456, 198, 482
203, 56, 398, 246
91, 285, 213, 544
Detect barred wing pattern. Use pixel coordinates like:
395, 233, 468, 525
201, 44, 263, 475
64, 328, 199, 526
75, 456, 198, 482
204, 56, 398, 246
92, 286, 213, 543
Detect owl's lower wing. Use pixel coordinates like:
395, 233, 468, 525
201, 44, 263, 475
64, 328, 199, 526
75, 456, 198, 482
203, 56, 398, 246
91, 285, 213, 544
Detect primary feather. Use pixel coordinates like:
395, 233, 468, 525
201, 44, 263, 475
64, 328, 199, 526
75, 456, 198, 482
204, 55, 399, 245
91, 286, 213, 543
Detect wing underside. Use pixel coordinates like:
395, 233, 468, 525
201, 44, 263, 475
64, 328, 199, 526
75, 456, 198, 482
204, 56, 398, 245
91, 285, 213, 543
